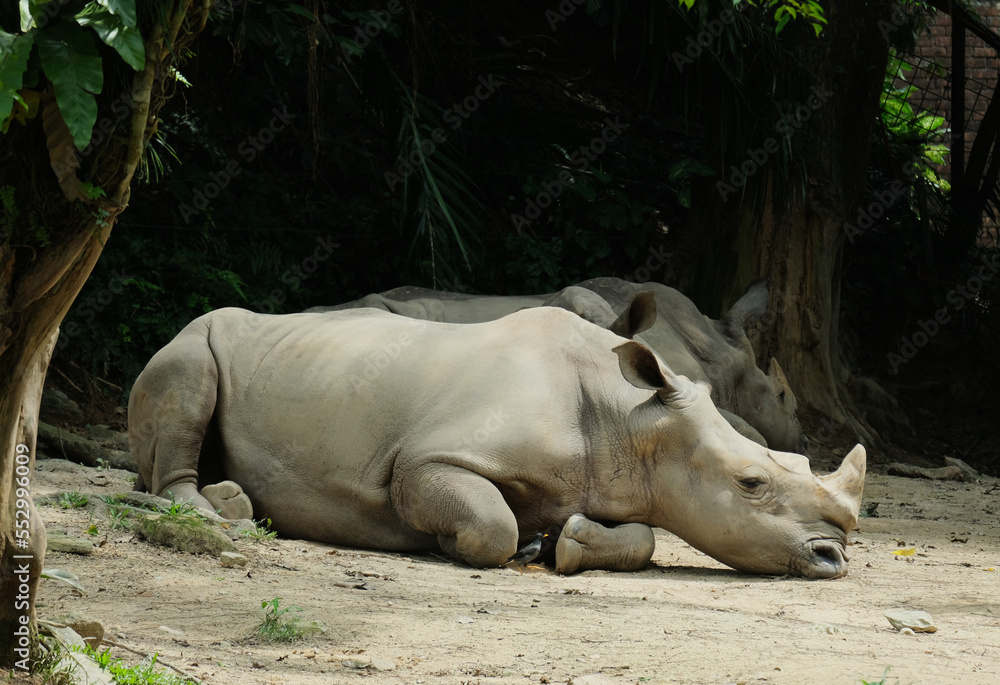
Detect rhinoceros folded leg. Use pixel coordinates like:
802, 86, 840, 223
202, 480, 254, 520
129, 327, 221, 515
394, 463, 519, 568
555, 514, 655, 574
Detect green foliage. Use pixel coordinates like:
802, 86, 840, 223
0, 183, 49, 245
257, 597, 312, 643
677, 0, 827, 36
57, 491, 89, 509
860, 667, 896, 685
242, 518, 278, 541
80, 647, 196, 685
880, 53, 950, 190
1, 0, 144, 150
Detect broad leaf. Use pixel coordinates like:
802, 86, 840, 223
96, 0, 138, 29
41, 568, 86, 593
0, 30, 35, 123
36, 20, 103, 150
75, 8, 145, 71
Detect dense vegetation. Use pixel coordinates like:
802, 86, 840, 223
8, 1, 997, 469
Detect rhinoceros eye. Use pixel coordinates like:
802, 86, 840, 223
777, 390, 786, 404
738, 476, 766, 491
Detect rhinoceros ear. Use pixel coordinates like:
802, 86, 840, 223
724, 279, 769, 330
612, 341, 681, 395
767, 357, 790, 388
609, 291, 657, 339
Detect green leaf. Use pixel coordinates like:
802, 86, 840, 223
75, 8, 145, 70
36, 21, 103, 150
41, 568, 86, 593
19, 0, 35, 31
0, 31, 35, 123
95, 0, 137, 29
285, 4, 317, 20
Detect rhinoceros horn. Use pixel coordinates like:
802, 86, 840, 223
817, 444, 867, 529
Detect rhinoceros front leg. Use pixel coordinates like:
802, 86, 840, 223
555, 514, 655, 574
394, 463, 519, 568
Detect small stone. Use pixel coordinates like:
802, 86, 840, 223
944, 456, 979, 479
46, 532, 95, 555
900, 627, 915, 636
158, 625, 184, 636
885, 609, 937, 633
370, 658, 396, 671
809, 622, 840, 635
58, 615, 104, 650
887, 463, 965, 481
219, 552, 248, 568
343, 658, 371, 669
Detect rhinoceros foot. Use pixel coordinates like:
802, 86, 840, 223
555, 514, 655, 574
201, 481, 254, 520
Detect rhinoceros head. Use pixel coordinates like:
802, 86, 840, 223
614, 341, 866, 579
715, 282, 806, 453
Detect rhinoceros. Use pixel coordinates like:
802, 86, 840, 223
309, 277, 804, 452
129, 297, 865, 578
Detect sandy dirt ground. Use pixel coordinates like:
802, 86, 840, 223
31, 457, 1000, 685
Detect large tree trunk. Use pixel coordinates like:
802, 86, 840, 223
0, 2, 212, 669
679, 0, 892, 445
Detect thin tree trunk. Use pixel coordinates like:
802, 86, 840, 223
679, 1, 891, 445
0, 1, 211, 669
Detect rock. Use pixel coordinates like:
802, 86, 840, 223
343, 658, 371, 669
59, 615, 104, 650
370, 658, 396, 671
36, 421, 138, 472
41, 388, 84, 424
220, 552, 248, 568
134, 514, 237, 556
46, 531, 95, 555
809, 622, 841, 635
886, 463, 966, 481
85, 424, 130, 450
885, 609, 937, 633
159, 625, 184, 636
944, 457, 979, 480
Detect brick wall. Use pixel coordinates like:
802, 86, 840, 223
907, 2, 1000, 242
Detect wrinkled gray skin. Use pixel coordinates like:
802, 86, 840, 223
130, 300, 865, 578
310, 278, 804, 452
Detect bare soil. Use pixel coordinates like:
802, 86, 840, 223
32, 457, 1000, 685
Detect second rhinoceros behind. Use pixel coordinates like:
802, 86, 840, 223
129, 297, 865, 578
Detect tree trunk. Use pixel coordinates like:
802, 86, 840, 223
679, 0, 892, 445
0, 1, 211, 670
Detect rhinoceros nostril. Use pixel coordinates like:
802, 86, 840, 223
808, 539, 849, 578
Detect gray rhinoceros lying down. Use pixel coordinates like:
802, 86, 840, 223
309, 277, 804, 453
129, 296, 866, 578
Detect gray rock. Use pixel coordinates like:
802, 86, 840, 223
886, 463, 966, 481
370, 658, 396, 671
86, 425, 130, 450
220, 552, 248, 568
134, 514, 237, 556
41, 388, 84, 424
51, 614, 104, 650
944, 456, 979, 480
46, 531, 95, 555
885, 609, 937, 633
36, 421, 137, 472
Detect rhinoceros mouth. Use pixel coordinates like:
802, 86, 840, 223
800, 538, 850, 579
